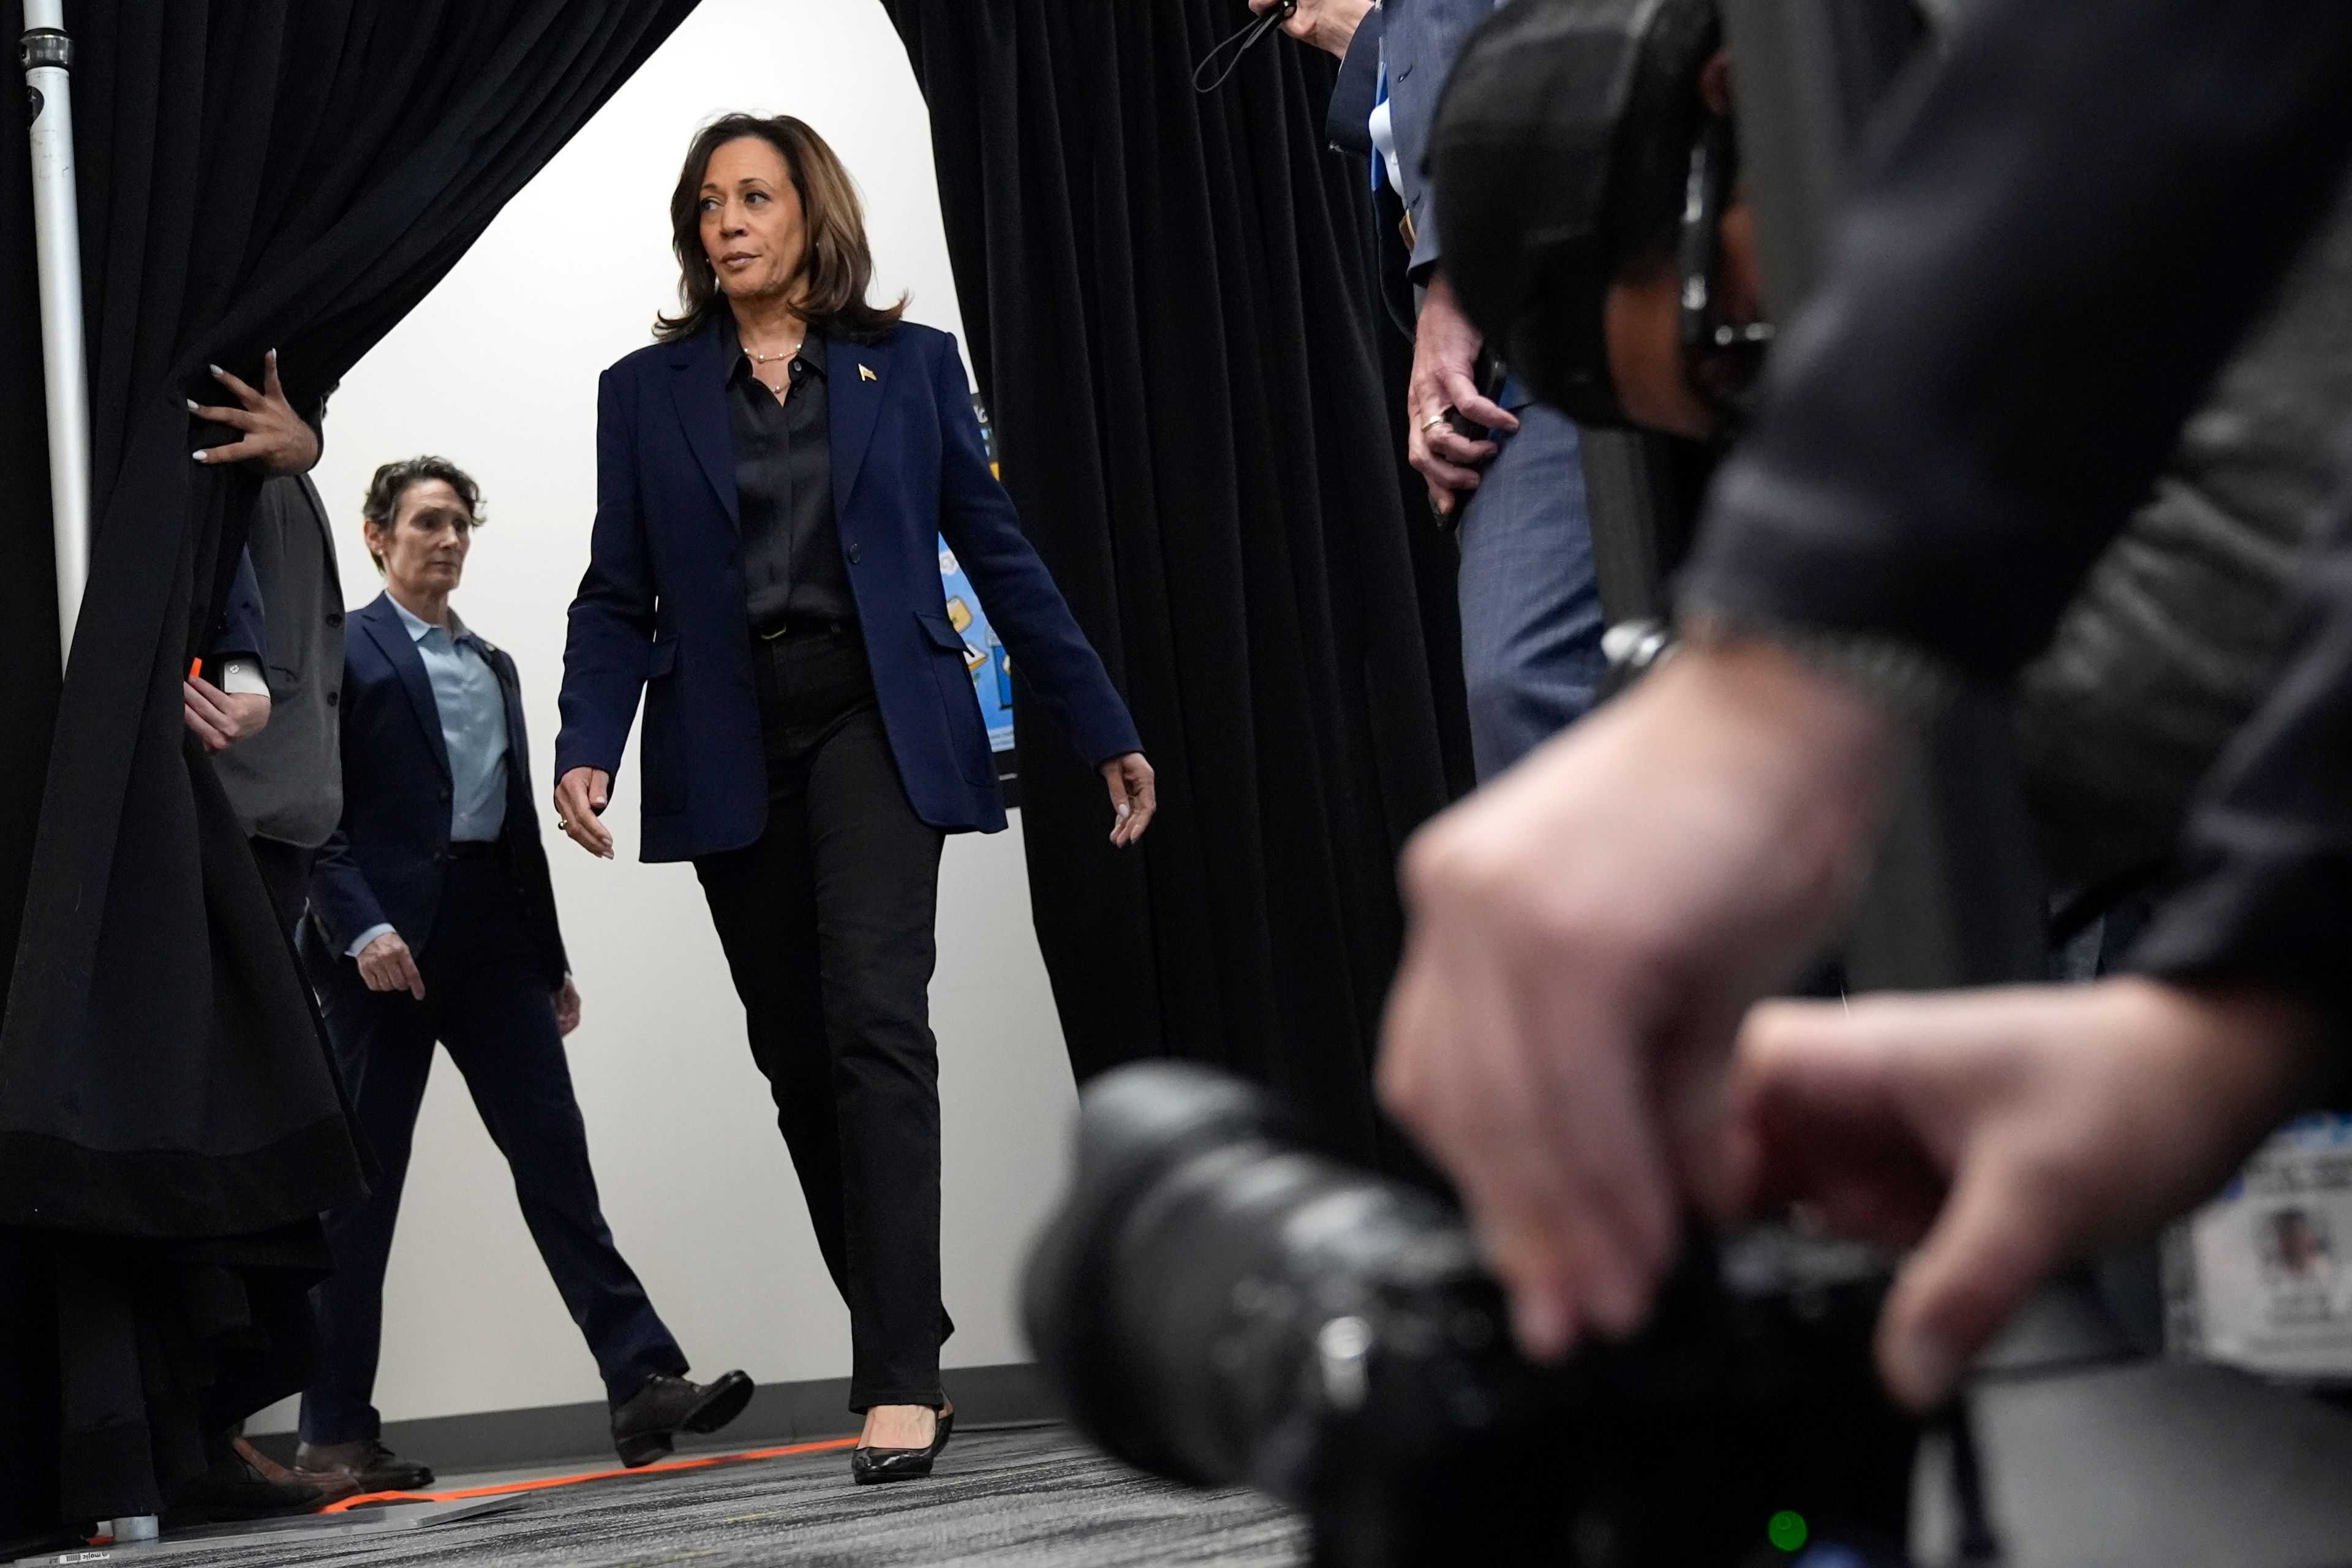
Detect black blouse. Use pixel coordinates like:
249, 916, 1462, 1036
725, 320, 856, 635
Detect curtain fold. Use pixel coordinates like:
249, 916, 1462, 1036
887, 0, 1472, 1167
0, 0, 699, 1534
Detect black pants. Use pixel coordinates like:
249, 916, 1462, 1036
300, 857, 685, 1442
696, 625, 949, 1412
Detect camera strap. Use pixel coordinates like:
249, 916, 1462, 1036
1194, 1, 1297, 94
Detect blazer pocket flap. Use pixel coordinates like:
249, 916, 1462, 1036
647, 638, 679, 677
914, 611, 967, 654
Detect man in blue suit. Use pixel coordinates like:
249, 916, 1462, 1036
1267, 0, 1609, 782
295, 458, 752, 1493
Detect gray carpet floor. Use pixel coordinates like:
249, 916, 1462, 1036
138, 1428, 1305, 1567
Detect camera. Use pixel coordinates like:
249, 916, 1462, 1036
1023, 1062, 1921, 1567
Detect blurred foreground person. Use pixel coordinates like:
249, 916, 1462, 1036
554, 115, 1152, 1481
1541, 7, 2352, 894
300, 458, 750, 1490
1378, 0, 2352, 1398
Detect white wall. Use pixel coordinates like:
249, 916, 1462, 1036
254, 0, 1077, 1431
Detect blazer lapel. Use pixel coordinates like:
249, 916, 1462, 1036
359, 595, 452, 782
827, 331, 887, 513
670, 321, 740, 527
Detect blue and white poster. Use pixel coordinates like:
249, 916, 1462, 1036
937, 392, 1017, 782
935, 537, 1015, 756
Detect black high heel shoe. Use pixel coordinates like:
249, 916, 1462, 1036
850, 1403, 954, 1484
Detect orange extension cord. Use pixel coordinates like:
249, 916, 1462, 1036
316, 1436, 861, 1514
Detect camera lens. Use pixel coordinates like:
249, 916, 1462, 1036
1026, 1063, 1921, 1568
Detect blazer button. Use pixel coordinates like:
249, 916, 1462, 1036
439, 786, 453, 804
326, 689, 340, 706
433, 848, 448, 865
326, 609, 343, 627
846, 543, 863, 565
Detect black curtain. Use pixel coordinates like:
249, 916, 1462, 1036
886, 1, 1472, 1167
0, 1, 698, 1539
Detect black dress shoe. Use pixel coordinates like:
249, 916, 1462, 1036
292, 1438, 435, 1494
166, 1444, 340, 1525
850, 1404, 954, 1485
611, 1370, 756, 1468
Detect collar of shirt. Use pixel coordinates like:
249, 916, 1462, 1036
388, 594, 480, 650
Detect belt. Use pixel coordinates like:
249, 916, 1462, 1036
756, 617, 856, 642
446, 839, 502, 861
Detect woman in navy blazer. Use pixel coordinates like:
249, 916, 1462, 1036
554, 115, 1155, 1480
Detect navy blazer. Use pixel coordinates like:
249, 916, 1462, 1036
308, 594, 568, 989
556, 317, 1141, 862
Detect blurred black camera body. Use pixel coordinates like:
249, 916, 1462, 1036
1025, 1064, 1920, 1568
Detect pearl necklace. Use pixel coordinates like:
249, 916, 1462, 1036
742, 339, 804, 366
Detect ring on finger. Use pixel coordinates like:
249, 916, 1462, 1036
1419, 412, 1451, 434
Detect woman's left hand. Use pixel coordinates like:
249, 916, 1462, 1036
1102, 753, 1157, 847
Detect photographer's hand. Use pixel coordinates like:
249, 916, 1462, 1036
1378, 639, 1911, 1359
1408, 274, 1517, 518
1732, 978, 2323, 1409
1248, 0, 1372, 59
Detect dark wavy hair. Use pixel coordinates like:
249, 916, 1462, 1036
655, 113, 907, 344
360, 455, 482, 571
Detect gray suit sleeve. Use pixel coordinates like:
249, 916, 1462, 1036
1385, 0, 1501, 279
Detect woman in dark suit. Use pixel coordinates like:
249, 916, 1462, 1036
553, 115, 1155, 1482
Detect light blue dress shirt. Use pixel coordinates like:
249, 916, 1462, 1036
345, 597, 511, 959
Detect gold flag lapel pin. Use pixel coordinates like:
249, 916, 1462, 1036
859, 363, 878, 382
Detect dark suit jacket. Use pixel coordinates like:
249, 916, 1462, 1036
308, 594, 568, 989
557, 317, 1142, 862
216, 475, 347, 847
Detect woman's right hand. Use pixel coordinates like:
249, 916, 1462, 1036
554, 767, 616, 859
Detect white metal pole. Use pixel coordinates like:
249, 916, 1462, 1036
22, 0, 92, 668
17, 24, 147, 1551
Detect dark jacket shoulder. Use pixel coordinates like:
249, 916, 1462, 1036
606, 333, 682, 383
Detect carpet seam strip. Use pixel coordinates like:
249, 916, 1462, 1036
316, 1438, 863, 1513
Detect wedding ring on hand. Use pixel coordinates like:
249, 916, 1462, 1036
1419, 412, 1452, 434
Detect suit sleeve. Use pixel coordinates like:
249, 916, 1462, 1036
306, 711, 391, 959
930, 337, 1143, 767
210, 548, 270, 671
1678, 0, 2352, 684
1327, 7, 1384, 156
556, 366, 660, 786
499, 650, 571, 984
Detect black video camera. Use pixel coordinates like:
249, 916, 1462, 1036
1023, 1063, 1923, 1568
